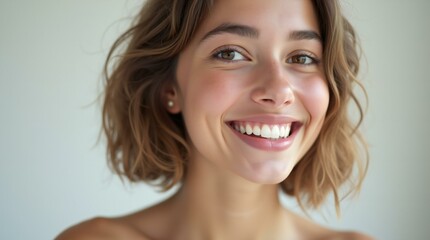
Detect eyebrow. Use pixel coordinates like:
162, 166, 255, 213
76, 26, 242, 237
200, 22, 321, 43
200, 23, 259, 42
288, 30, 322, 42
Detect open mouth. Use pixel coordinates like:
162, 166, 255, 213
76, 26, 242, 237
227, 121, 301, 140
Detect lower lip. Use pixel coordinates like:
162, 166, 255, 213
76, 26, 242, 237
228, 125, 299, 152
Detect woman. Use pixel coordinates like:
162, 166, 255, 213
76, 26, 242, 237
57, 0, 371, 239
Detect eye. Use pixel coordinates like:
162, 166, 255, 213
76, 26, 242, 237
212, 48, 247, 61
287, 54, 318, 65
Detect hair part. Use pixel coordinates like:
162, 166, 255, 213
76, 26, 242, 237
102, 0, 368, 213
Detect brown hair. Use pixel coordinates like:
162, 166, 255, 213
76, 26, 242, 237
102, 0, 368, 213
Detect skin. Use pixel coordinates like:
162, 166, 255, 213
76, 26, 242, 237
173, 0, 328, 185
56, 0, 373, 239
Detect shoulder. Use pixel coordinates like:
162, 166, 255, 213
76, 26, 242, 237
320, 230, 374, 240
55, 217, 151, 240
55, 200, 174, 240
336, 231, 374, 240
286, 211, 374, 240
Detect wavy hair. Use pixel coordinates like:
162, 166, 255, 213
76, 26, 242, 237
102, 0, 368, 213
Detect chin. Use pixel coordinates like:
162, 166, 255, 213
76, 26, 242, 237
237, 163, 294, 185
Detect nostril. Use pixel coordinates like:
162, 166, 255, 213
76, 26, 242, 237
251, 87, 294, 108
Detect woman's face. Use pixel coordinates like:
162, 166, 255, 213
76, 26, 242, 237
174, 0, 329, 184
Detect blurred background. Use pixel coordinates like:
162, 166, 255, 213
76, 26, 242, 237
1, 0, 429, 239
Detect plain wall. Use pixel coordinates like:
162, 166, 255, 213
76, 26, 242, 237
1, 0, 429, 239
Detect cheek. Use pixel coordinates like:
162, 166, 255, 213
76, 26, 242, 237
183, 70, 244, 114
309, 80, 329, 119
296, 75, 329, 125
294, 75, 329, 158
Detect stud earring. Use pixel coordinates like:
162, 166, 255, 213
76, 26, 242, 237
167, 100, 174, 108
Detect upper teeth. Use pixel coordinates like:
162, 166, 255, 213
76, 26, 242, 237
233, 122, 291, 139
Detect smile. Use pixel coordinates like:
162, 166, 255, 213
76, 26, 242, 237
231, 122, 292, 140
227, 120, 301, 151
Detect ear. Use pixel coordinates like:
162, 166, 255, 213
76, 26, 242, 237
161, 82, 181, 114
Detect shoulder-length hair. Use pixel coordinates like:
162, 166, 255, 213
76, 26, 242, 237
102, 0, 368, 213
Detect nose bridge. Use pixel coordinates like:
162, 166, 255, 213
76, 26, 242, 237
251, 58, 294, 108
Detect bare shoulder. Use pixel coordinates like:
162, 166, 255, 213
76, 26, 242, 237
334, 231, 375, 240
312, 226, 375, 240
288, 210, 374, 240
313, 228, 374, 240
55, 198, 175, 240
55, 217, 151, 240
317, 230, 374, 240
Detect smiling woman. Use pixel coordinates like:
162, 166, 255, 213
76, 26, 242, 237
56, 0, 370, 239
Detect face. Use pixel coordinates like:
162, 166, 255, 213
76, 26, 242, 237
171, 0, 329, 184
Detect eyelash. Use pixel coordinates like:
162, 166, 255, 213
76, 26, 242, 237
287, 53, 320, 66
211, 46, 320, 66
211, 46, 248, 62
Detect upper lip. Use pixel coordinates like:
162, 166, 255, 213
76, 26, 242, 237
225, 114, 300, 125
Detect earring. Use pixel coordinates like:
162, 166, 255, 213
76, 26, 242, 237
167, 100, 174, 108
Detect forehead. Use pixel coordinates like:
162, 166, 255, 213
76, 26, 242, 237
195, 0, 320, 38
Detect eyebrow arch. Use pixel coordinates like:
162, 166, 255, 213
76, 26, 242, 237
200, 23, 321, 44
288, 30, 322, 42
200, 23, 259, 42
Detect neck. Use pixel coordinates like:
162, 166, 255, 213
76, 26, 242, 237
166, 154, 295, 240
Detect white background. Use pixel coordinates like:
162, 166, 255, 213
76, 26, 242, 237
1, 0, 429, 239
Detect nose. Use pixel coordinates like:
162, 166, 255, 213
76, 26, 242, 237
251, 61, 295, 109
